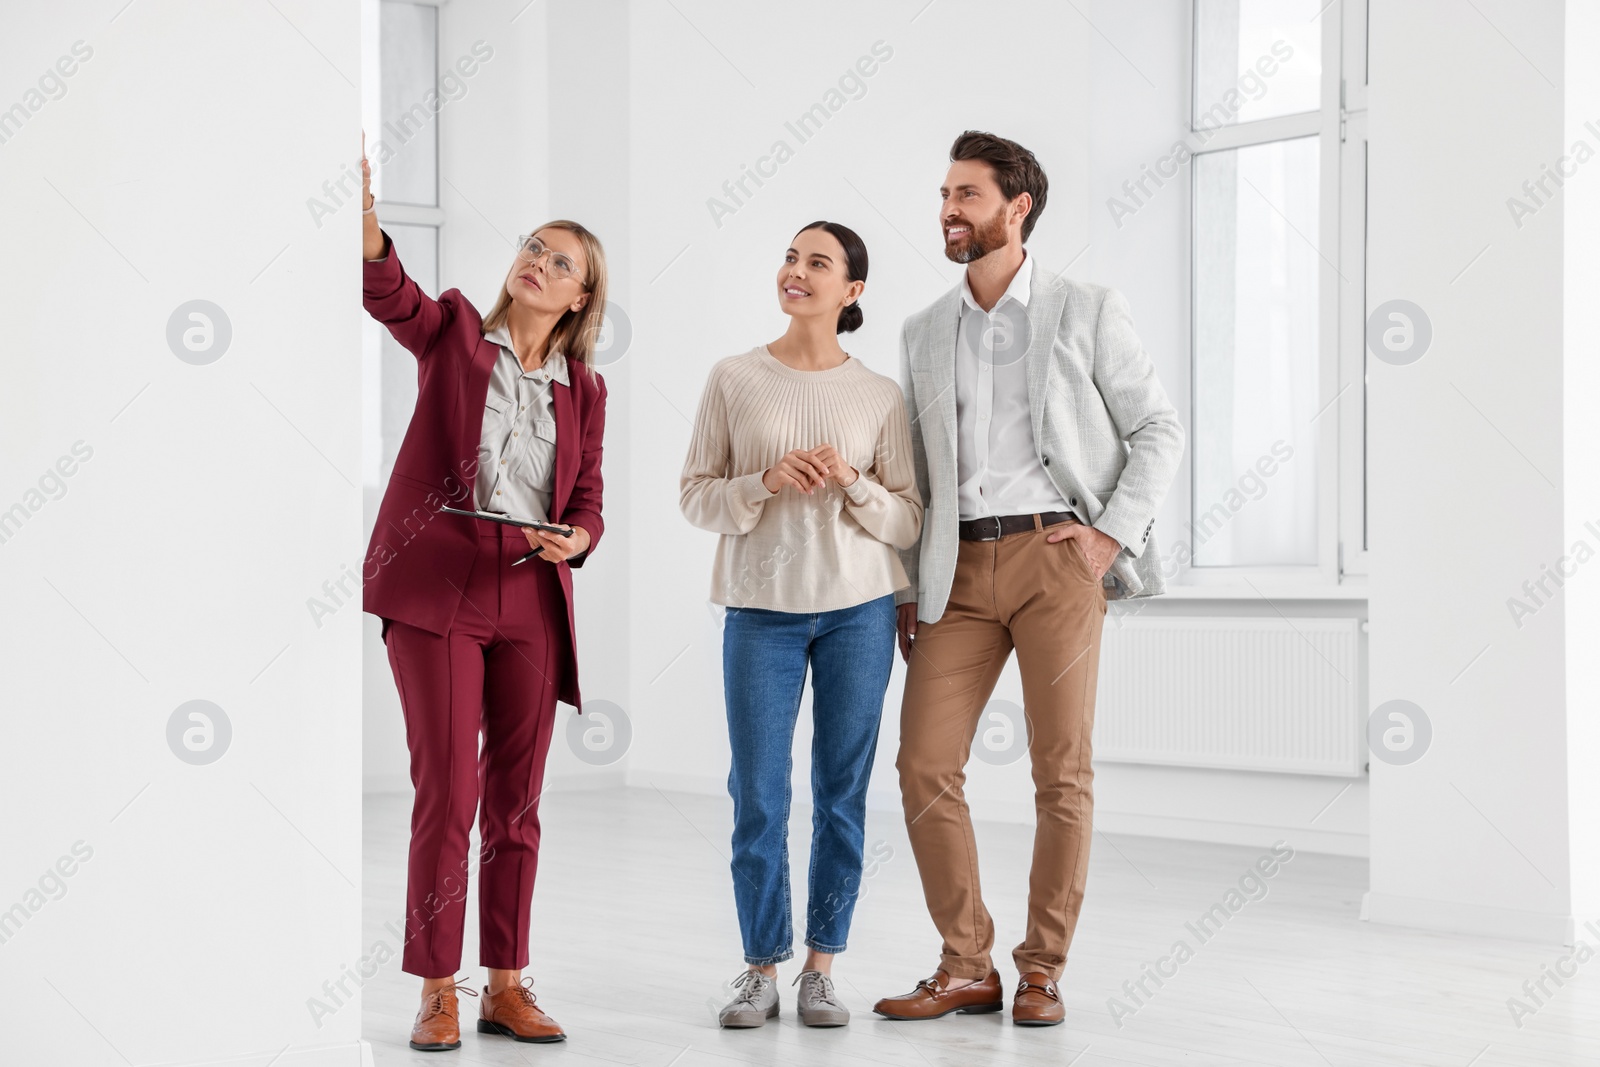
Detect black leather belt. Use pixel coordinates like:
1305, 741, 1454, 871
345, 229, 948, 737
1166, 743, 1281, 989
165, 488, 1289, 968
958, 511, 1078, 541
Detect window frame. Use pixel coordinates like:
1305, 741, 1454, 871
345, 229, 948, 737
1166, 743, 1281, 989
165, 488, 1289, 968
375, 0, 445, 214
369, 0, 447, 493
1182, 0, 1367, 589
1338, 0, 1370, 576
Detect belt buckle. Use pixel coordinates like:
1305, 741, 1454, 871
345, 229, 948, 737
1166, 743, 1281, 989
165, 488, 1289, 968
974, 516, 1002, 541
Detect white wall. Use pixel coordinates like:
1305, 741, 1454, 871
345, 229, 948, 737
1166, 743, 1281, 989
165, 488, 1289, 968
615, 0, 1369, 856
361, 0, 641, 794
354, 0, 1369, 854
361, 0, 556, 792
0, 3, 363, 1064
1366, 0, 1592, 941
541, 0, 635, 790
1563, 0, 1600, 925
623, 0, 1096, 820
353, 0, 1435, 866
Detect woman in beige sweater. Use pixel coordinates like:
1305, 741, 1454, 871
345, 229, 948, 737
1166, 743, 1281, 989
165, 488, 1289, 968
680, 221, 923, 1029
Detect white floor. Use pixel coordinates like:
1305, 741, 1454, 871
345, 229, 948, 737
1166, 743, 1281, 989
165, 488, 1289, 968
362, 787, 1599, 1066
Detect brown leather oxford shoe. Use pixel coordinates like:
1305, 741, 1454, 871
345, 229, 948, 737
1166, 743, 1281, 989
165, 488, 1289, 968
872, 969, 1004, 1020
478, 977, 566, 1043
1012, 971, 1065, 1026
410, 982, 477, 1051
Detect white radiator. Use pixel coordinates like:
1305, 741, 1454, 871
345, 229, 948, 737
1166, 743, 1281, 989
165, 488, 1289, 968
1095, 616, 1364, 776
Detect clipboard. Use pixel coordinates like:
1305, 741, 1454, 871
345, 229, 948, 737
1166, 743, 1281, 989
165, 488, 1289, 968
437, 506, 573, 536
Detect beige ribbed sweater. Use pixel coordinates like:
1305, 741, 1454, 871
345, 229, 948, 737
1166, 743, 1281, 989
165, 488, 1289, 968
680, 345, 924, 612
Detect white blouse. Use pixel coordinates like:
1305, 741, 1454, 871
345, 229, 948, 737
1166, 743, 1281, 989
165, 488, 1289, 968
473, 324, 567, 521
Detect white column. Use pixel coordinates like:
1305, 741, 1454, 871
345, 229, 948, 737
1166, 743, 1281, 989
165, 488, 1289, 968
0, 2, 364, 1062
1366, 0, 1591, 942
1561, 0, 1600, 926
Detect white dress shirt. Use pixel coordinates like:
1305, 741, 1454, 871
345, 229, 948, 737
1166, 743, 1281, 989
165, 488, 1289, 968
954, 250, 1072, 521
474, 324, 566, 520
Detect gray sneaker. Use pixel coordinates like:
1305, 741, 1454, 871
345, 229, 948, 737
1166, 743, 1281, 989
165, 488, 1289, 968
718, 969, 779, 1028
794, 970, 849, 1027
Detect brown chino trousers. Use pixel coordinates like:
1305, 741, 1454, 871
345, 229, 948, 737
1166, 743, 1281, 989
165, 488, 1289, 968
897, 517, 1106, 981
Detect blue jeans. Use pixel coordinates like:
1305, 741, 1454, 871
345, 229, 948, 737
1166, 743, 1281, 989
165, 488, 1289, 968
722, 593, 896, 965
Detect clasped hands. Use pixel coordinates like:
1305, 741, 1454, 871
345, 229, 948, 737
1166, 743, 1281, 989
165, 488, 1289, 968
761, 445, 857, 495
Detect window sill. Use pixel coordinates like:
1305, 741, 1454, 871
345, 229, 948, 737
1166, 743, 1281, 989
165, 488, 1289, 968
1145, 583, 1368, 602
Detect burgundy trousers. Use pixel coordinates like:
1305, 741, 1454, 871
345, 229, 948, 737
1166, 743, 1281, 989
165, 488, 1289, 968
382, 518, 568, 978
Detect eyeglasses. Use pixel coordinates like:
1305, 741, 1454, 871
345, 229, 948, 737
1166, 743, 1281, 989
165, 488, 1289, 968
515, 235, 584, 282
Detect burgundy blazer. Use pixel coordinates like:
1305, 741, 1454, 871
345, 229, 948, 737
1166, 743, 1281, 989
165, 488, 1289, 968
361, 232, 606, 709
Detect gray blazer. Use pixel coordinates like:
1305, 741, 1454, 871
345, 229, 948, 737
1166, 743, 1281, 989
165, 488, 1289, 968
897, 258, 1184, 622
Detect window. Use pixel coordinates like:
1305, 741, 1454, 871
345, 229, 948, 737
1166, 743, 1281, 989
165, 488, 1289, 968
1193, 136, 1321, 566
378, 1, 439, 208
1187, 0, 1367, 581
363, 1, 446, 512
1193, 0, 1322, 126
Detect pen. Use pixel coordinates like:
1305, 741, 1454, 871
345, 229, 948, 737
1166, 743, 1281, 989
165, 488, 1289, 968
510, 525, 571, 566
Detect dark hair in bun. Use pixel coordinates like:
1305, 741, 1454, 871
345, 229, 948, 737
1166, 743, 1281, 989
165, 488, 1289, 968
794, 220, 868, 333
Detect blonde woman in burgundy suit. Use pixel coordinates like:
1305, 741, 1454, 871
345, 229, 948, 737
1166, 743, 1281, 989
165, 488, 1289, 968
359, 137, 607, 1051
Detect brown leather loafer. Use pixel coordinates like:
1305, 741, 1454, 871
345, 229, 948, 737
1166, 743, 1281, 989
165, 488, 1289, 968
873, 969, 1004, 1020
478, 977, 566, 1043
1012, 971, 1064, 1026
410, 982, 477, 1051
